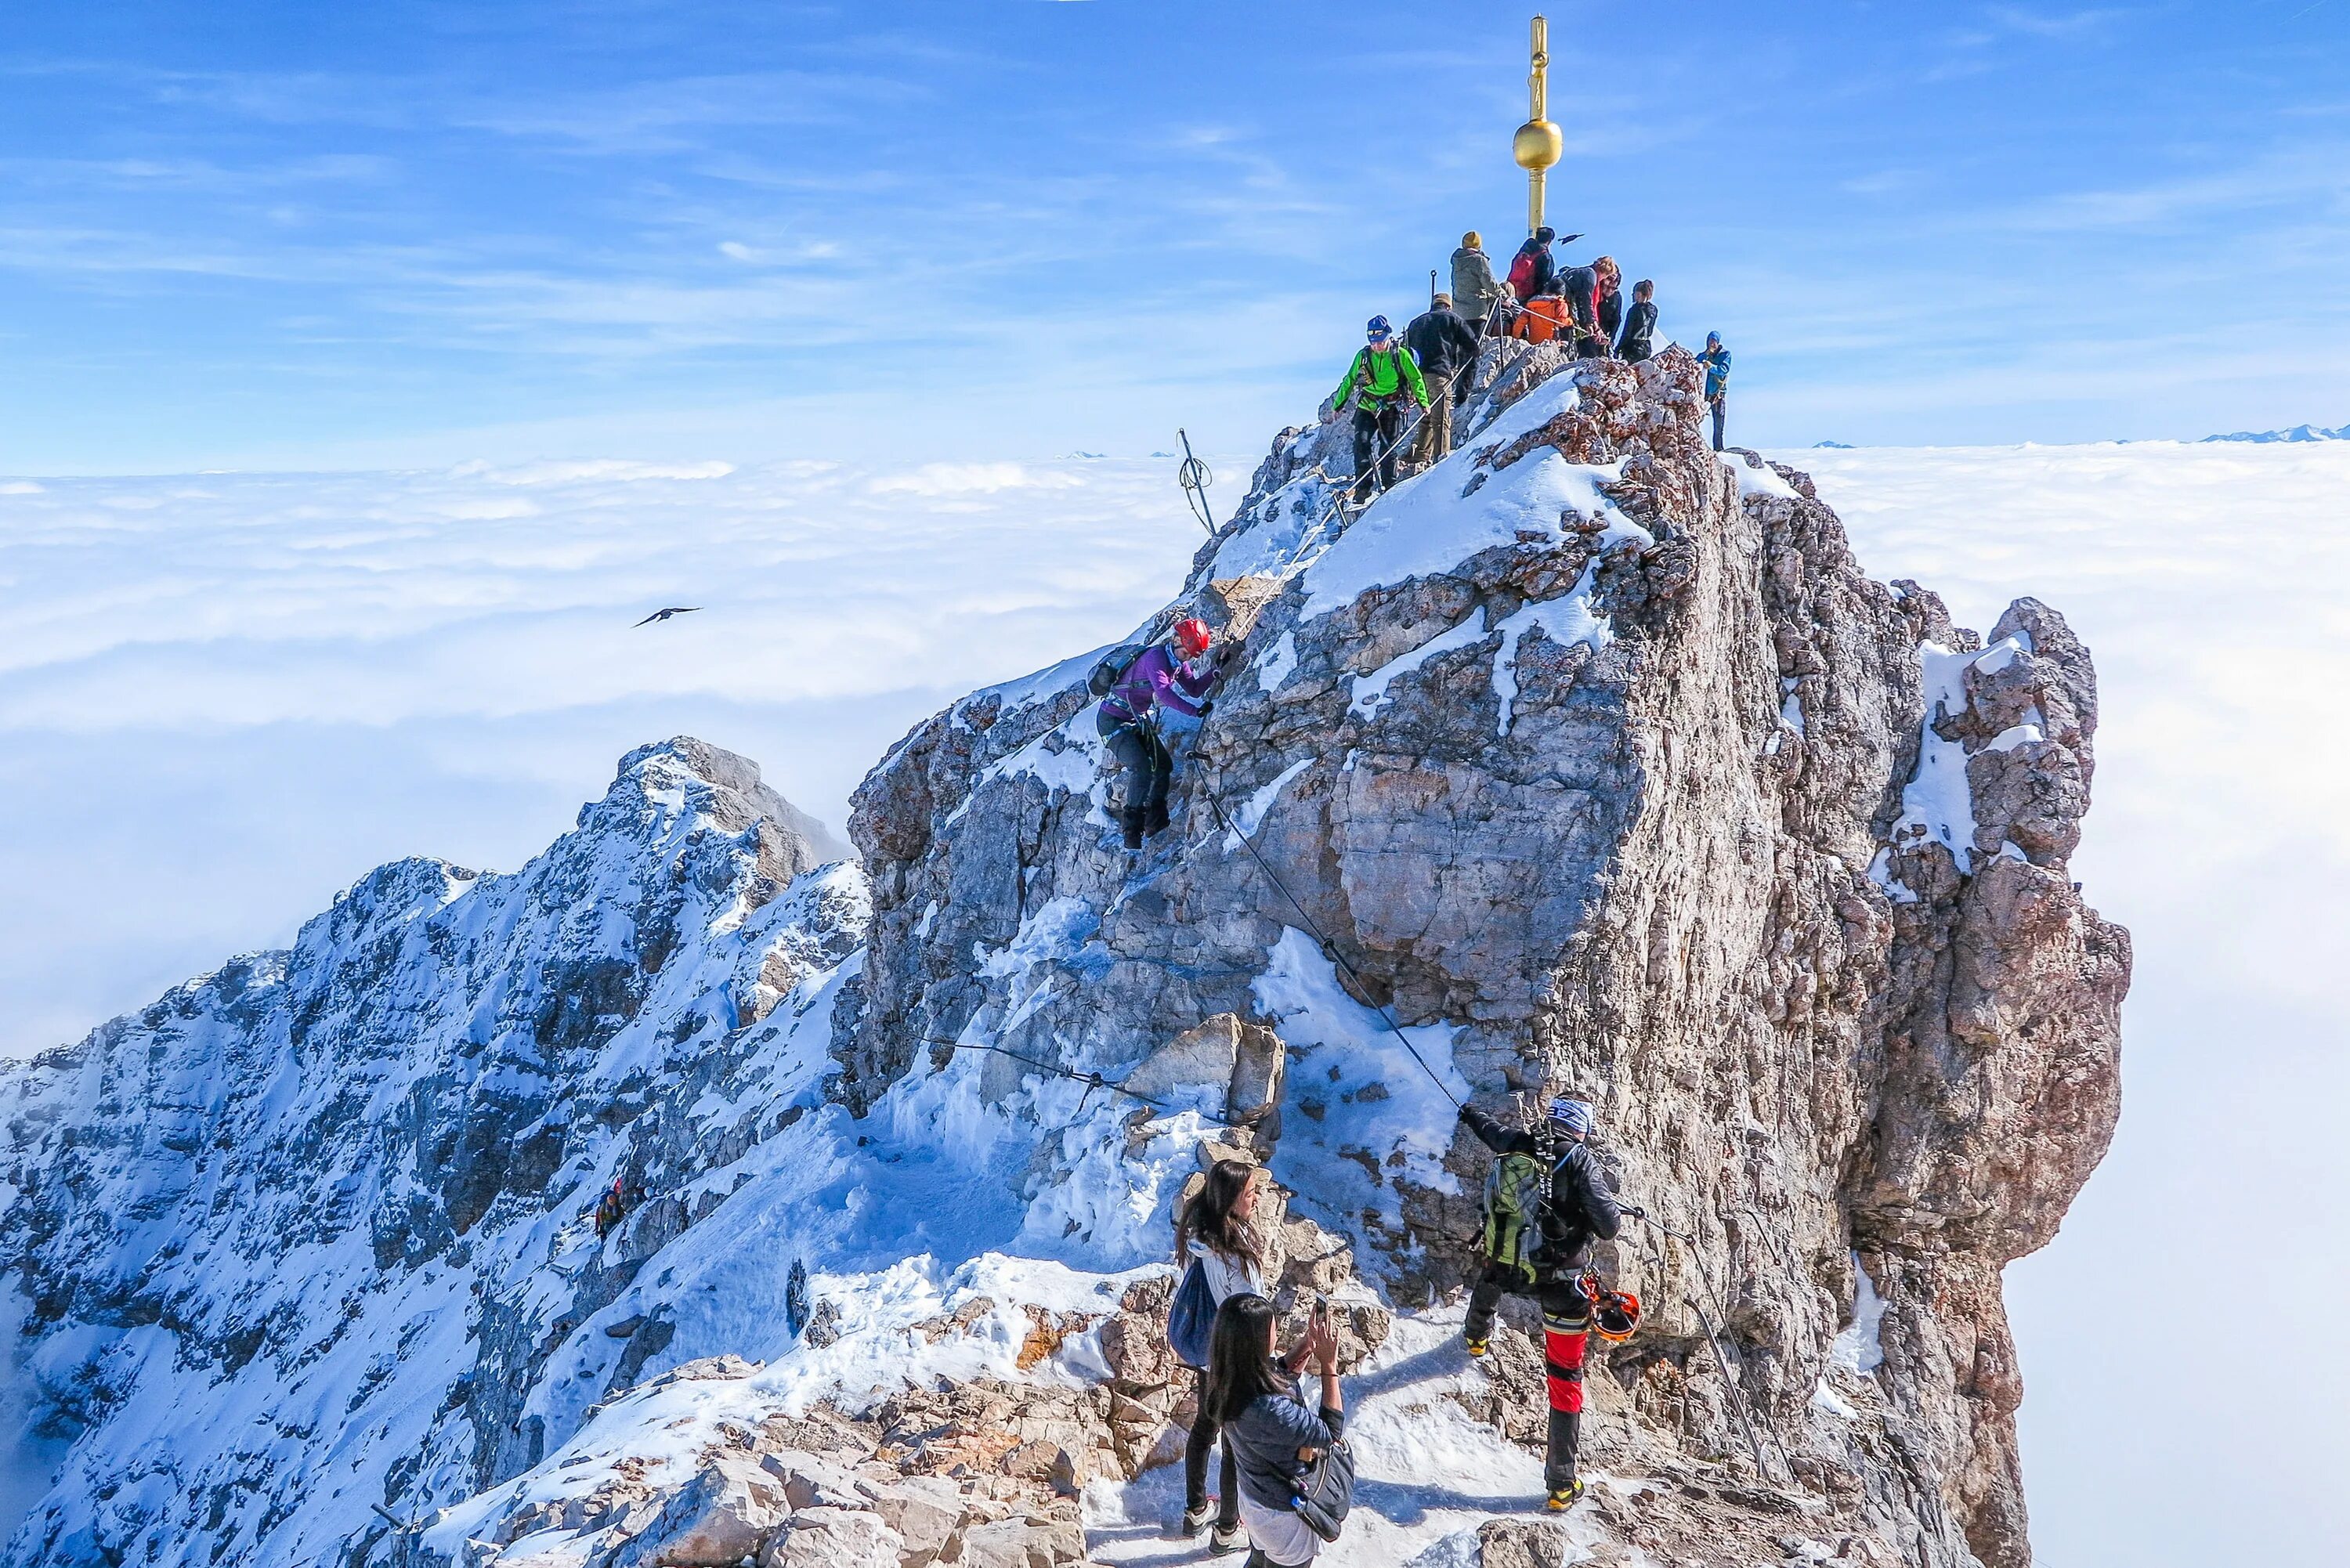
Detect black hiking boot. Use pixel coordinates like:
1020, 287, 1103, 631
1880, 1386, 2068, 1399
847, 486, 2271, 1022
1145, 799, 1170, 836
1121, 808, 1146, 851
1545, 1409, 1583, 1508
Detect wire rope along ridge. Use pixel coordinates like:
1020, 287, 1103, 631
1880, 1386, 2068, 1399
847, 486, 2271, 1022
1193, 773, 1462, 1111
1623, 1208, 1797, 1487
1177, 427, 1217, 535
944, 1041, 1173, 1112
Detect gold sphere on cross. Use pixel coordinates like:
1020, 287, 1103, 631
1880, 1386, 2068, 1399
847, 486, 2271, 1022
1513, 118, 1563, 172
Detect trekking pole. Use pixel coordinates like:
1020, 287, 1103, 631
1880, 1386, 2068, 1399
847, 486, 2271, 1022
1195, 780, 1462, 1111
1430, 268, 1438, 309
1177, 428, 1217, 535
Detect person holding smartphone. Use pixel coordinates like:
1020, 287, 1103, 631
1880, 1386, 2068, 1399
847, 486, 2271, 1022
1205, 1295, 1343, 1566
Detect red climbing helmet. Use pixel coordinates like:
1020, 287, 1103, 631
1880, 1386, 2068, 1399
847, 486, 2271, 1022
1593, 1287, 1642, 1344
1173, 616, 1212, 659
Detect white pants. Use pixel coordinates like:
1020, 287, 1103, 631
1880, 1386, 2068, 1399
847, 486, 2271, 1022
1236, 1493, 1320, 1566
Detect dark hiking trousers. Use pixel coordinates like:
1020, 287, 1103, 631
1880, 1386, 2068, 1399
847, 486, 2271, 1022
1411, 375, 1455, 465
1466, 1263, 1593, 1491
1183, 1377, 1241, 1530
1097, 709, 1172, 834
1711, 397, 1726, 452
1351, 400, 1408, 498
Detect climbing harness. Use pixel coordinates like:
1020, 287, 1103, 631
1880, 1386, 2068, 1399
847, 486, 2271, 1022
1177, 428, 1217, 535
1193, 779, 1462, 1111
1621, 1208, 1795, 1487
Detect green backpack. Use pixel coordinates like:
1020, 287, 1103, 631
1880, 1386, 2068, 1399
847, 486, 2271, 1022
1479, 1150, 1555, 1285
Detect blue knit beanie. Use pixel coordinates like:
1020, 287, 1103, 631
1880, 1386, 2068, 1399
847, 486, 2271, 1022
1548, 1097, 1595, 1136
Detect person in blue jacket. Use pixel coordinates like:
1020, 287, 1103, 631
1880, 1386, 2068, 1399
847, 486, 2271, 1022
1697, 332, 1732, 451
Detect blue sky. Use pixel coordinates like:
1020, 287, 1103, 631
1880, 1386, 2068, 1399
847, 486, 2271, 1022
3, 2, 2347, 470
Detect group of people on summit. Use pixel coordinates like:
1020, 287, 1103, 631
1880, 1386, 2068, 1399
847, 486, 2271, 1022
1092, 224, 1735, 854
1325, 226, 1734, 503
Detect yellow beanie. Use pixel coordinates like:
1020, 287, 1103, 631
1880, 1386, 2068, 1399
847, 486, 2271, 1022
1463, 230, 1482, 249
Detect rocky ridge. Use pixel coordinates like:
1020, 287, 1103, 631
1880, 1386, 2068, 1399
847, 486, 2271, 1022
0, 338, 2124, 1568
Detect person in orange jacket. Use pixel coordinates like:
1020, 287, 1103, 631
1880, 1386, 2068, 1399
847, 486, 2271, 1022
1509, 282, 1571, 345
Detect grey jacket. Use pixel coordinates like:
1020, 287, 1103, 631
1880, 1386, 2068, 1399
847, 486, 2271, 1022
1449, 246, 1506, 327
1224, 1380, 1345, 1511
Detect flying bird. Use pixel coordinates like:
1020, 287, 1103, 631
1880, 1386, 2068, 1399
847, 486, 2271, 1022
633, 606, 702, 627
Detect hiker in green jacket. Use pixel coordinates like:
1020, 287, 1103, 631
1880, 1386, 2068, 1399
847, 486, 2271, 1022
1323, 315, 1430, 500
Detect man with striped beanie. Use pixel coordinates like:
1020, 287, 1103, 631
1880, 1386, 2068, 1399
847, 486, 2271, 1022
1458, 1093, 1628, 1511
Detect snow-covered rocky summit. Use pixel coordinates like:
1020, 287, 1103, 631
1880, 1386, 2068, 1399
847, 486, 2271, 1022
2, 340, 2126, 1568
845, 341, 2126, 1566
0, 739, 872, 1567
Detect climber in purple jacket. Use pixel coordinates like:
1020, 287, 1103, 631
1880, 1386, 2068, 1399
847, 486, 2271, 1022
1096, 616, 1220, 850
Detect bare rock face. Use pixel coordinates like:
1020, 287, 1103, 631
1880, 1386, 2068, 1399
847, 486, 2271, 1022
841, 341, 2126, 1567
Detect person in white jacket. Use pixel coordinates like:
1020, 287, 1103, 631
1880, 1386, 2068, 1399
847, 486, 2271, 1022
1176, 1160, 1272, 1546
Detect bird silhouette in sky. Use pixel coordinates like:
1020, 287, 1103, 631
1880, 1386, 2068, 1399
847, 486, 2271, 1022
633, 606, 702, 627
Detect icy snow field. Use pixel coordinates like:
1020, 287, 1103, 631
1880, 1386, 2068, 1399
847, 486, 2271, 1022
4, 438, 2348, 1565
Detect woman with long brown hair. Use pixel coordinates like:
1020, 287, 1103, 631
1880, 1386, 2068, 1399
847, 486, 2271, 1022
1204, 1292, 1343, 1566
1173, 1159, 1271, 1545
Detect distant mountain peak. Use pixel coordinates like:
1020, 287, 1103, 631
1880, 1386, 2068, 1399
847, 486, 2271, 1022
2202, 422, 2347, 444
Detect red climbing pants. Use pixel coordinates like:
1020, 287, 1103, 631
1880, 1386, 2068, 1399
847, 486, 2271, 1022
1544, 1325, 1589, 1412
1540, 1285, 1592, 1491
1463, 1265, 1596, 1491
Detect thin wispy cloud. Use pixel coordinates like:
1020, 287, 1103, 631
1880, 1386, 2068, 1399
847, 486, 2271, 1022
1984, 5, 2127, 39
0, 1, 2343, 468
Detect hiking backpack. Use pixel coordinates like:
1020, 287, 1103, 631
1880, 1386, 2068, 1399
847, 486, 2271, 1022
1478, 1148, 1556, 1285
1087, 642, 1152, 698
1506, 247, 1538, 300
1166, 1258, 1217, 1368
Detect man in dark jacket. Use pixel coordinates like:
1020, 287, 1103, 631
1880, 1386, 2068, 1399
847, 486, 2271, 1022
1556, 262, 1602, 358
1403, 295, 1482, 464
1459, 1096, 1628, 1511
1616, 279, 1658, 363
